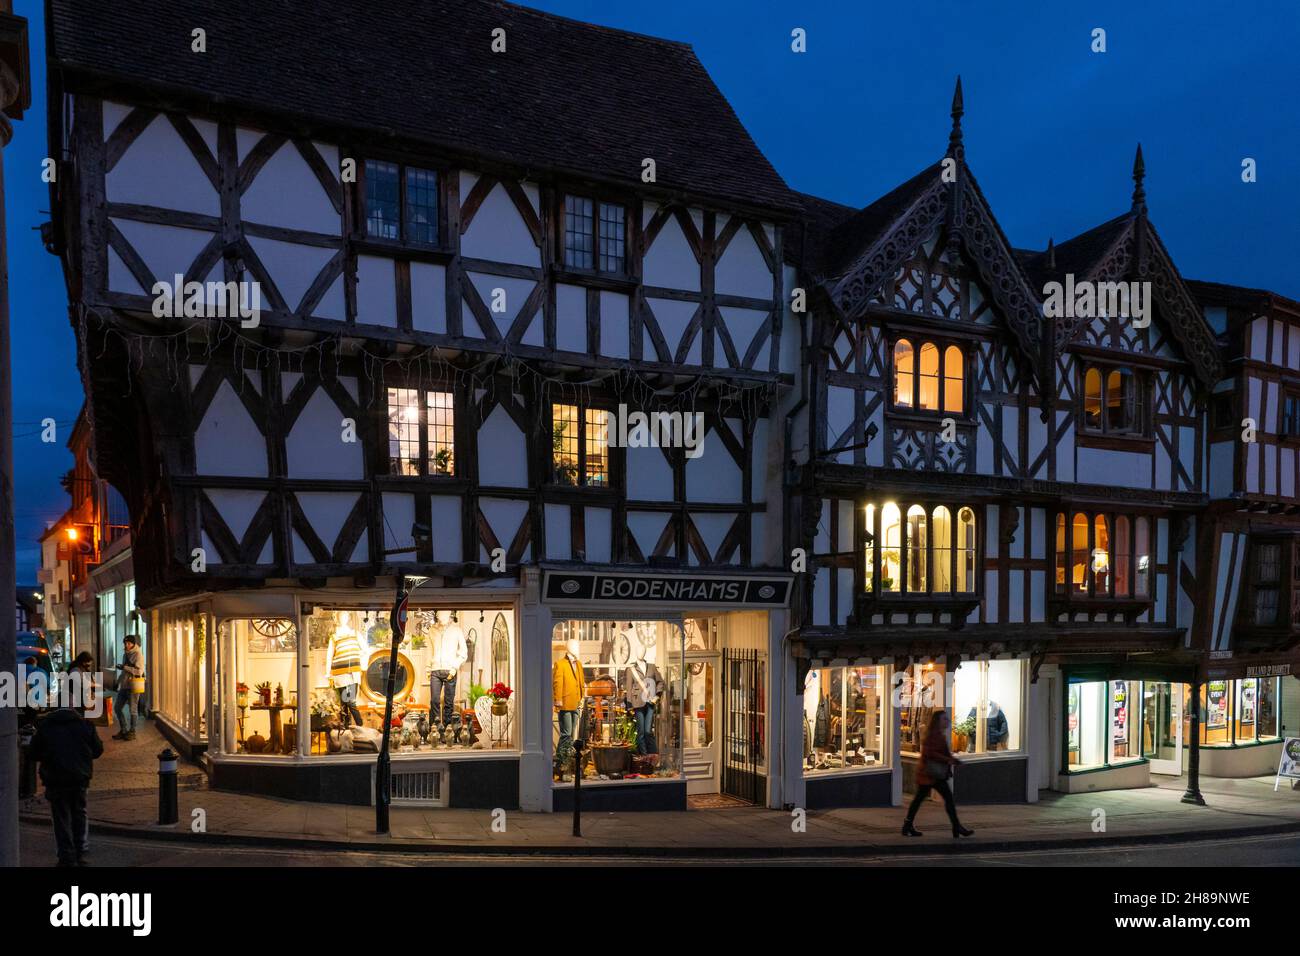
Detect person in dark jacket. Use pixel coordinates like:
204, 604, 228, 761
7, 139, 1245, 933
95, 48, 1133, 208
113, 635, 144, 740
902, 710, 974, 838
29, 707, 104, 866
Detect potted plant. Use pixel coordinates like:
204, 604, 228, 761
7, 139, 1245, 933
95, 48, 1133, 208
953, 715, 977, 753
254, 681, 272, 706
433, 447, 453, 476
236, 682, 249, 708
310, 690, 340, 731
488, 681, 513, 716
592, 711, 636, 776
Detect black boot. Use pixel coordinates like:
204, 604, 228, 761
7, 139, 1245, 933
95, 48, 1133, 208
901, 820, 923, 837
953, 824, 974, 837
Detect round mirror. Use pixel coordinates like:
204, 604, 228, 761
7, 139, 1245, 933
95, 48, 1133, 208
363, 650, 414, 703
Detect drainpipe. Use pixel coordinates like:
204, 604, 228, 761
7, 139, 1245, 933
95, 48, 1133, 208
0, 1, 30, 869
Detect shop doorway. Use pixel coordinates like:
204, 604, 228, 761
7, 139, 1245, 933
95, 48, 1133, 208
1143, 682, 1183, 775
721, 648, 764, 804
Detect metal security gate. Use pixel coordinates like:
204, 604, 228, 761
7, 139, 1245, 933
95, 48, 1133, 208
721, 649, 764, 804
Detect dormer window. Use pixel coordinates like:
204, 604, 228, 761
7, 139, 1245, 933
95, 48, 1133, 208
563, 195, 626, 274
1081, 364, 1146, 435
891, 339, 965, 415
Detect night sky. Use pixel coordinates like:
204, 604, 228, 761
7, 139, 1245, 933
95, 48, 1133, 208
5, 0, 1298, 579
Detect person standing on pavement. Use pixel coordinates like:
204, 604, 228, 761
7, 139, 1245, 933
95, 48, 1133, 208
29, 706, 104, 866
113, 635, 144, 740
901, 710, 975, 838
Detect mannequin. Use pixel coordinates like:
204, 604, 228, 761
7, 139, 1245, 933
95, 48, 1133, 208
623, 628, 661, 754
966, 699, 1010, 751
428, 612, 468, 726
553, 638, 586, 751
326, 622, 363, 727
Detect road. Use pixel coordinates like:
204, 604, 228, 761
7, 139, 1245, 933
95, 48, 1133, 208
16, 823, 1300, 866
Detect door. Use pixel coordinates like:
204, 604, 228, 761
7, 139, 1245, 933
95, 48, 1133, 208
1145, 682, 1183, 775
680, 655, 719, 794
721, 649, 765, 804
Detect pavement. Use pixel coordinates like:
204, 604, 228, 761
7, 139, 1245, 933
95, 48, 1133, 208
19, 716, 1300, 858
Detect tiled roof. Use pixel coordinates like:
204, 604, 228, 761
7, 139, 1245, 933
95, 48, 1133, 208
784, 191, 857, 270
817, 162, 943, 277
48, 0, 796, 212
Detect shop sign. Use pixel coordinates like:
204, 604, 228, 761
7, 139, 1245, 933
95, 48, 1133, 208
1275, 738, 1300, 792
1246, 663, 1292, 678
542, 570, 792, 607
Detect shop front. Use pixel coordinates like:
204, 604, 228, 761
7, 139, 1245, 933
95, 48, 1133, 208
153, 584, 523, 808
538, 567, 792, 811
1198, 657, 1296, 778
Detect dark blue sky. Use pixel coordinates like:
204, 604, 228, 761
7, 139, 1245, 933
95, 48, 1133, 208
6, 0, 1298, 578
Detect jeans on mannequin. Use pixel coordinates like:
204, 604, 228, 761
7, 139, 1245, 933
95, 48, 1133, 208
634, 703, 656, 754
430, 670, 457, 725
557, 709, 578, 749
336, 683, 363, 727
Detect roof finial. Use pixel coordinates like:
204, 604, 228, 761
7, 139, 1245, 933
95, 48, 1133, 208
948, 76, 964, 160
1046, 237, 1056, 271
1131, 143, 1146, 213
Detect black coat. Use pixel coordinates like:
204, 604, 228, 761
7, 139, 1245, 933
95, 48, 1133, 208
30, 708, 103, 789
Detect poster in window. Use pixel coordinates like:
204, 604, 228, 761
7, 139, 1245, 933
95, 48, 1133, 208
1207, 681, 1228, 729
1240, 679, 1256, 725
1067, 687, 1080, 752
1112, 682, 1128, 743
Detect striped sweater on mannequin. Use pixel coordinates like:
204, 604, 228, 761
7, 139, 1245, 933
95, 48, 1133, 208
328, 628, 363, 687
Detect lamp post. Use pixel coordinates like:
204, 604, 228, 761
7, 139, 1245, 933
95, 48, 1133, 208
375, 574, 429, 834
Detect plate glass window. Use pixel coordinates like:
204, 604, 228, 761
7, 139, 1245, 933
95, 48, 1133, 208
803, 666, 889, 774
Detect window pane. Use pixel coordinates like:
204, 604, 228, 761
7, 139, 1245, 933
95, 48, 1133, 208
584, 408, 610, 487
1235, 678, 1258, 743
387, 387, 421, 475
365, 160, 400, 240
893, 340, 914, 407
1055, 514, 1066, 593
1114, 515, 1131, 597
1083, 367, 1102, 430
404, 166, 438, 244
1093, 514, 1110, 595
1111, 680, 1137, 762
1107, 369, 1133, 431
426, 391, 454, 475
863, 504, 875, 593
957, 507, 976, 593
1258, 678, 1280, 739
1135, 517, 1151, 597
906, 505, 927, 592
564, 195, 594, 269
598, 202, 625, 273
1204, 680, 1231, 745
918, 342, 940, 410
953, 660, 1021, 756
932, 506, 952, 593
1071, 513, 1089, 594
943, 345, 964, 413
1068, 681, 1108, 770
552, 404, 580, 484
881, 503, 901, 592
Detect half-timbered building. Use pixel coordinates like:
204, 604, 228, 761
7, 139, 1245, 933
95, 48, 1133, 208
47, 0, 797, 811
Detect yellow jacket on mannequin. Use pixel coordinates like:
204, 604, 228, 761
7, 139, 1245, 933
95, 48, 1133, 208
552, 655, 586, 711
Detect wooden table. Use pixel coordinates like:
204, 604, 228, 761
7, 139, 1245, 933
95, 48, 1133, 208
248, 703, 296, 753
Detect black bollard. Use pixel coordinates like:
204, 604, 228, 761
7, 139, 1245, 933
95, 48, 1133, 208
18, 720, 36, 798
157, 747, 179, 825
572, 739, 585, 837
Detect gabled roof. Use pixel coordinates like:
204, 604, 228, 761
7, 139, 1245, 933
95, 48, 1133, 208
816, 162, 943, 277
1186, 278, 1300, 321
47, 0, 796, 213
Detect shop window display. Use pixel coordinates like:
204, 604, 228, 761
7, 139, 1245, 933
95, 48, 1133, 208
552, 619, 685, 784
1191, 678, 1283, 747
949, 660, 1022, 754
287, 606, 516, 755
1066, 679, 1142, 771
221, 619, 298, 755
802, 666, 888, 774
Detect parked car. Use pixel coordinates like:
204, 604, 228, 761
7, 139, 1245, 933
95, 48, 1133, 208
16, 630, 52, 675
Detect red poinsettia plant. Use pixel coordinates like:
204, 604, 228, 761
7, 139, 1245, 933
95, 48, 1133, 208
488, 682, 513, 702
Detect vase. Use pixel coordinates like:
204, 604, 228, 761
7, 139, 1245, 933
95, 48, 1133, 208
592, 744, 632, 776
491, 699, 508, 716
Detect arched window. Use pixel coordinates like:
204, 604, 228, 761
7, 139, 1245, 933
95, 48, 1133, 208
943, 345, 964, 414
1071, 513, 1089, 593
1107, 368, 1137, 432
957, 507, 976, 593
1055, 514, 1067, 594
1093, 514, 1111, 595
932, 506, 952, 593
881, 503, 901, 592
863, 504, 876, 593
894, 341, 914, 408
1114, 516, 1131, 597
1084, 368, 1103, 430
918, 343, 940, 410
906, 505, 928, 592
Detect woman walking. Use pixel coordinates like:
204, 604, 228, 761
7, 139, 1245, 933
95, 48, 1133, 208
902, 710, 974, 838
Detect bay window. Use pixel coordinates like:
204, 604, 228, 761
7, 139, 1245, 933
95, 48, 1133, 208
1055, 510, 1152, 598
1081, 363, 1146, 435
865, 501, 978, 597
